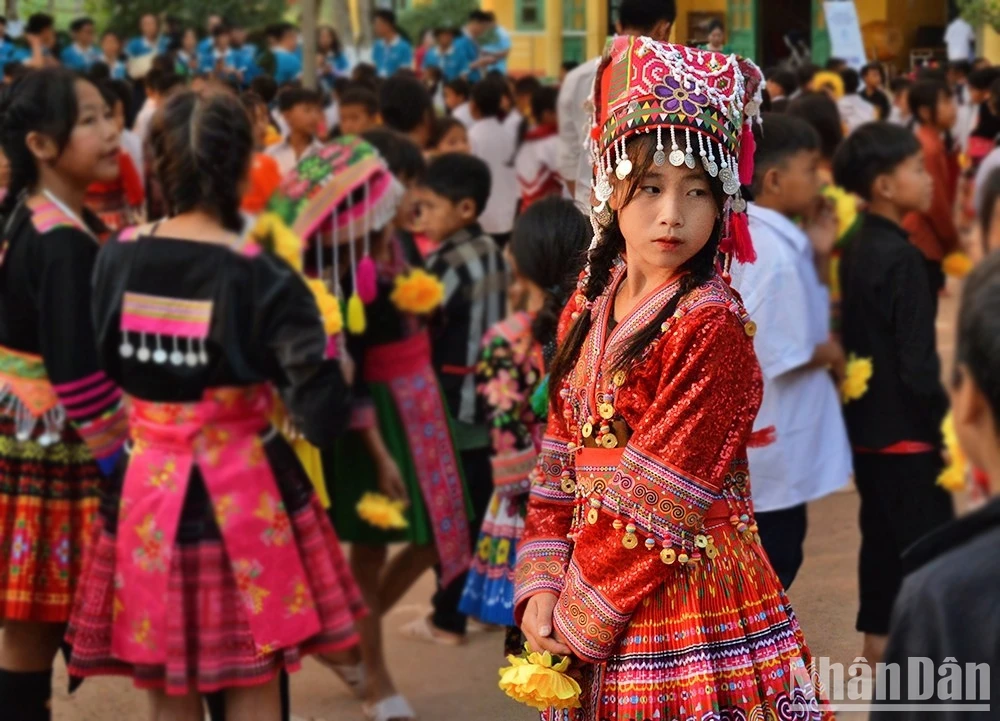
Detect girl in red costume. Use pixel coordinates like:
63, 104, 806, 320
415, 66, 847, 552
514, 36, 831, 721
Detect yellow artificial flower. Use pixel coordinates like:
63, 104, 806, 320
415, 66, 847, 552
841, 354, 873, 403
252, 213, 304, 272
305, 279, 343, 336
937, 412, 967, 492
498, 648, 582, 712
390, 268, 445, 315
812, 70, 845, 99
356, 491, 409, 530
821, 184, 860, 242
943, 252, 973, 279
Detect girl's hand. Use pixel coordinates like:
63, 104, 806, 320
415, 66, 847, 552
376, 454, 408, 504
521, 593, 573, 657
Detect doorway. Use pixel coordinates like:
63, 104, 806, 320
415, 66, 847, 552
758, 0, 812, 68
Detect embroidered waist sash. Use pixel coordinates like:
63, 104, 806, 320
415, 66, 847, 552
0, 344, 65, 445
363, 331, 471, 585
112, 385, 321, 664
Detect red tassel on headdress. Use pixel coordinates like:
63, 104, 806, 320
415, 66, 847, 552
738, 124, 756, 186
729, 210, 757, 264
357, 256, 378, 304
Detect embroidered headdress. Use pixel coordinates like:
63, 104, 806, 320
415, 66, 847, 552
589, 35, 763, 264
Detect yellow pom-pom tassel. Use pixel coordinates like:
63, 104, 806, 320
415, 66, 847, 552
347, 292, 366, 334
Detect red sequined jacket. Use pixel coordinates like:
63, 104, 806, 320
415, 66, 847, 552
513, 267, 763, 663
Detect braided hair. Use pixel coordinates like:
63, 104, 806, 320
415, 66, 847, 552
548, 133, 725, 398
0, 68, 82, 218
149, 89, 253, 233
508, 196, 591, 367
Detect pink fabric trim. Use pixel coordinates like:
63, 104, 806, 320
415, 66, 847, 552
121, 314, 212, 337
62, 388, 123, 420
58, 378, 118, 406
53, 370, 108, 394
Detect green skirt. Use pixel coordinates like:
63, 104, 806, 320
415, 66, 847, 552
324, 381, 471, 545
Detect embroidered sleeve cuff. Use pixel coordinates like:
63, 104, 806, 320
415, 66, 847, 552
491, 445, 537, 498
552, 558, 629, 663
512, 537, 572, 618
528, 436, 576, 506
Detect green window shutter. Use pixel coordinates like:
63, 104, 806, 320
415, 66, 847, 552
727, 0, 758, 60
811, 0, 831, 66
516, 0, 546, 31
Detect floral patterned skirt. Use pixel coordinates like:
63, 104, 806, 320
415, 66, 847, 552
0, 411, 101, 622
459, 490, 526, 626
65, 432, 365, 695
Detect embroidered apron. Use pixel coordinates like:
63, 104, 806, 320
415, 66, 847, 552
112, 385, 322, 664
363, 330, 471, 585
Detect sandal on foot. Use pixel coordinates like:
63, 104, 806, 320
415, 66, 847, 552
314, 656, 367, 699
363, 694, 417, 721
398, 616, 464, 646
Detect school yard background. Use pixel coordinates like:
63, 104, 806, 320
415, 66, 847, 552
46, 283, 966, 721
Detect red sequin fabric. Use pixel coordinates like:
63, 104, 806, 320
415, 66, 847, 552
514, 266, 833, 721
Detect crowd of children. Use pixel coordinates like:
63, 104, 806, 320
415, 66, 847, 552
0, 2, 999, 720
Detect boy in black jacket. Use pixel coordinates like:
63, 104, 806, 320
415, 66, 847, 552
833, 122, 955, 664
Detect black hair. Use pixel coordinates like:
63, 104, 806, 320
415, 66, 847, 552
70, 17, 95, 33
471, 77, 505, 118
549, 133, 724, 395
108, 80, 133, 120
916, 66, 947, 83
841, 68, 861, 95
444, 77, 471, 100
379, 74, 432, 134
908, 78, 951, 124
767, 68, 797, 97
468, 10, 491, 23
373, 9, 397, 27
240, 90, 266, 115
434, 26, 458, 39
150, 89, 253, 233
351, 63, 380, 91
0, 68, 82, 216
510, 197, 591, 362
618, 0, 677, 32
26, 13, 54, 35
707, 19, 724, 33
988, 76, 1000, 112
148, 69, 183, 96
361, 128, 427, 183
796, 62, 819, 89
211, 24, 230, 39
978, 167, 1000, 245
318, 25, 343, 56
831, 121, 921, 202
3, 63, 26, 82
250, 75, 279, 105
88, 62, 111, 82
531, 85, 558, 122
429, 116, 466, 149
101, 29, 121, 43
277, 87, 323, 112
860, 63, 884, 82
514, 75, 542, 98
954, 248, 1000, 423
890, 77, 912, 95
340, 87, 379, 115
95, 79, 119, 111
750, 112, 821, 195
423, 152, 491, 216
786, 91, 843, 161
949, 60, 972, 78
969, 67, 1000, 91
825, 57, 846, 71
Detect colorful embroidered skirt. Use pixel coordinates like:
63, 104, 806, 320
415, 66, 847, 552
458, 491, 526, 626
544, 527, 831, 721
65, 432, 365, 695
326, 382, 471, 546
0, 407, 101, 622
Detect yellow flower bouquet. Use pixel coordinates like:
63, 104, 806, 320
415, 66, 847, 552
943, 252, 973, 279
390, 268, 445, 315
937, 412, 967, 492
498, 646, 581, 712
356, 491, 409, 530
841, 355, 873, 403
305, 278, 343, 336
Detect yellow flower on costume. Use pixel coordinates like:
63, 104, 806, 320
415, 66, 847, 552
252, 213, 304, 272
264, 125, 282, 148
937, 412, 967, 492
390, 268, 445, 315
812, 70, 845, 99
821, 185, 860, 242
356, 492, 409, 530
841, 354, 873, 403
943, 252, 973, 279
498, 647, 582, 711
305, 278, 344, 336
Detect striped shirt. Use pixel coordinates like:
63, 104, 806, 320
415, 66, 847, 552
426, 225, 507, 429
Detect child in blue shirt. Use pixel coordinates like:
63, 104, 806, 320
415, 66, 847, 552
372, 9, 413, 77
125, 13, 168, 59
423, 27, 471, 82
60, 17, 102, 72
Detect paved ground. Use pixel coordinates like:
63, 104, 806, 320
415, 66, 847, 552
44, 281, 964, 720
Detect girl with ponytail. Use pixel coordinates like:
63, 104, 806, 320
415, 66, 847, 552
0, 68, 127, 721
64, 88, 364, 720
459, 196, 589, 641
512, 37, 832, 721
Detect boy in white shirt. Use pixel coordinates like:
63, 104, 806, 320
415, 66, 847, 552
468, 78, 517, 247
730, 113, 853, 589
